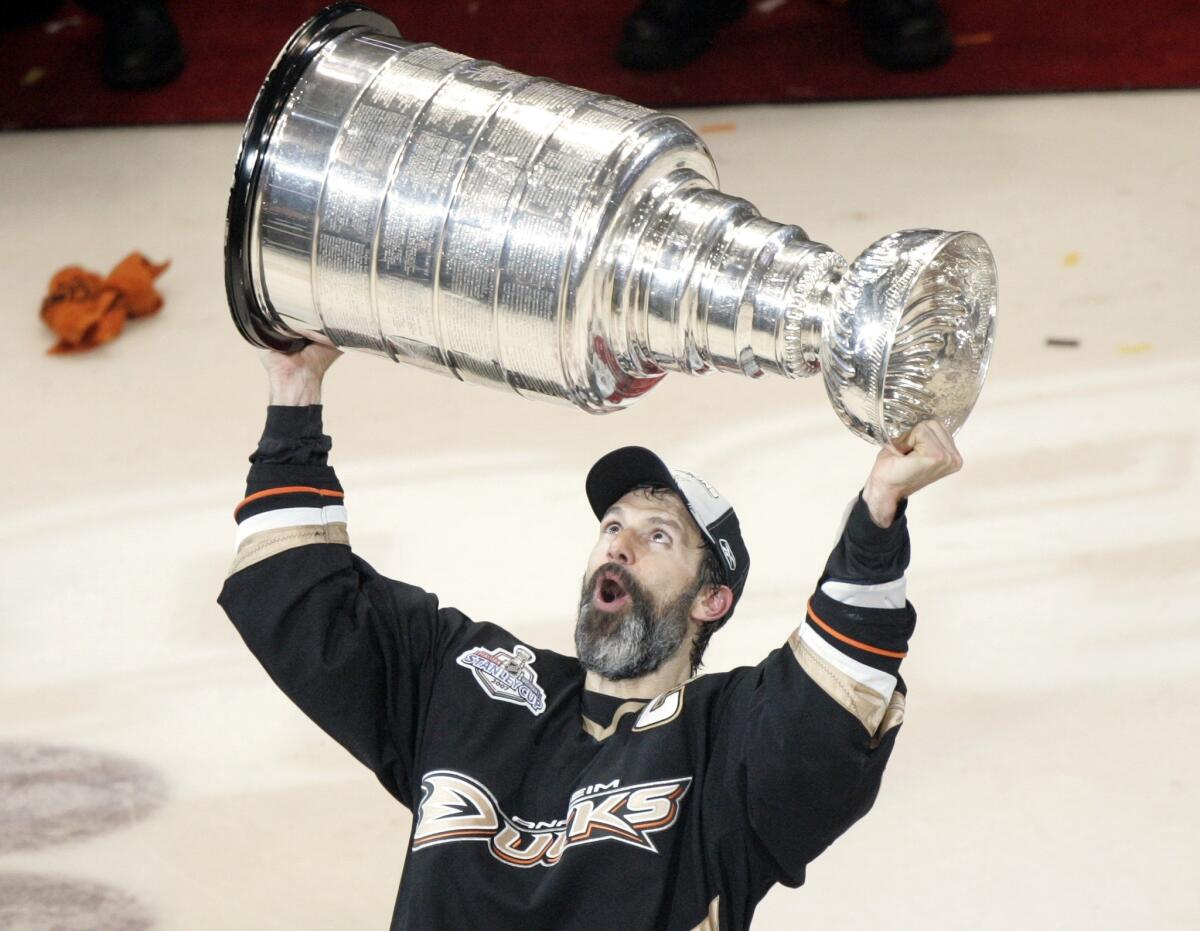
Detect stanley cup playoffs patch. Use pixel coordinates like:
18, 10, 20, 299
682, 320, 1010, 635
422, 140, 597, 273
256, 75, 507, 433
457, 645, 547, 716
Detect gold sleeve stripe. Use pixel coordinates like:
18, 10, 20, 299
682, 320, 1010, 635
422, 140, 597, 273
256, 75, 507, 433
228, 523, 349, 577
689, 896, 720, 931
807, 600, 907, 659
789, 627, 894, 737
798, 621, 898, 700
870, 690, 905, 750
234, 485, 344, 518
235, 505, 348, 547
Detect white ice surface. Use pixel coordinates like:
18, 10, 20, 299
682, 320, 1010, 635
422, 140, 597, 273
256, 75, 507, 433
2, 90, 1198, 929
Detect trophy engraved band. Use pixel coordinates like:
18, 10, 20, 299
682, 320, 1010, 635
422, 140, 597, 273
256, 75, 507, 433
226, 3, 997, 444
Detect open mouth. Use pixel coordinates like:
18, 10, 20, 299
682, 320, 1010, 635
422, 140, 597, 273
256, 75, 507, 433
593, 570, 631, 613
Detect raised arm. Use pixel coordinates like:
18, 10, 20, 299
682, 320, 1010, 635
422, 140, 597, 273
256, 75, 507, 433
226, 345, 348, 582
724, 421, 962, 886
217, 347, 467, 808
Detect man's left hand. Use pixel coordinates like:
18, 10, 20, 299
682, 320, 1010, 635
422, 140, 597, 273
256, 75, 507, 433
861, 420, 963, 528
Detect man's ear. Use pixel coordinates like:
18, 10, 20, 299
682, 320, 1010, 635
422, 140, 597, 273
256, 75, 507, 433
691, 584, 733, 624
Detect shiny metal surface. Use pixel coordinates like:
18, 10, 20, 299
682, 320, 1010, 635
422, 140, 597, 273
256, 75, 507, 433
230, 6, 998, 443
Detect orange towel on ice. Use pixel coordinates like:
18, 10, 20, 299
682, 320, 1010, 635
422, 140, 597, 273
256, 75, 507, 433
40, 253, 169, 354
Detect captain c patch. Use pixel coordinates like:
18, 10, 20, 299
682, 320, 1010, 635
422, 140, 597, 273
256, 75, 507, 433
457, 645, 547, 716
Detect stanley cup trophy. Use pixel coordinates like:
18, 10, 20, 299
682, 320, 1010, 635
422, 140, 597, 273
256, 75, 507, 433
226, 4, 997, 444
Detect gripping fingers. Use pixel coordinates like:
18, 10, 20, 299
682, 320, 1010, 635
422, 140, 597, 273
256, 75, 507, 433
911, 421, 963, 479
874, 421, 964, 503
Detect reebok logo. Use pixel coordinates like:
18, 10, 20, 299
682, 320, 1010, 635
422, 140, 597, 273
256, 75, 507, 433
719, 538, 736, 570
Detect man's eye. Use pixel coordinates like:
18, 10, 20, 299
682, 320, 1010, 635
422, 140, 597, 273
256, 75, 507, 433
650, 530, 671, 544
603, 523, 620, 534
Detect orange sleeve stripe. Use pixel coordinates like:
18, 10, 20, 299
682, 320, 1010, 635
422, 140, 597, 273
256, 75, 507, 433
806, 600, 908, 659
234, 485, 344, 518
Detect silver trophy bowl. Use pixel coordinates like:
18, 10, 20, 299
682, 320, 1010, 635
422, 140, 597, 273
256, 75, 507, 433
226, 3, 997, 444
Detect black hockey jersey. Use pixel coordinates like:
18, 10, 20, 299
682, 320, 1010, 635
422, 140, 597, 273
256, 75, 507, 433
218, 406, 916, 930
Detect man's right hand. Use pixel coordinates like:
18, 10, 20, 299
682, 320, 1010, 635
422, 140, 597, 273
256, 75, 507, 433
260, 342, 343, 406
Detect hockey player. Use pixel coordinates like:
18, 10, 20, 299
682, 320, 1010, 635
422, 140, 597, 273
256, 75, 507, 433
218, 342, 963, 930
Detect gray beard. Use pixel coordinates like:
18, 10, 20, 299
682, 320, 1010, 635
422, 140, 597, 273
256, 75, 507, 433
574, 563, 698, 681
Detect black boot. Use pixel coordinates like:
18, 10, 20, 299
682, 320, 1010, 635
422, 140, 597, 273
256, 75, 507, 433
90, 0, 186, 90
849, 0, 954, 71
617, 0, 747, 72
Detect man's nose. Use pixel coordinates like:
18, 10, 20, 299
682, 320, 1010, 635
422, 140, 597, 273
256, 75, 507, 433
606, 529, 635, 564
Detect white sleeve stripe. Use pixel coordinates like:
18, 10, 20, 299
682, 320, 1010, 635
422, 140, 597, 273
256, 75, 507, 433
820, 576, 907, 610
799, 621, 897, 702
235, 505, 348, 547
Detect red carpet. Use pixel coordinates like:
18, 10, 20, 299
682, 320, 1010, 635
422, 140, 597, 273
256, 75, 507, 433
3, 1, 1199, 131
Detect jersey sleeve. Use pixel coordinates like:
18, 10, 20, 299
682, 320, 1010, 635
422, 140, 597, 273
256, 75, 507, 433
216, 405, 470, 809
717, 493, 915, 888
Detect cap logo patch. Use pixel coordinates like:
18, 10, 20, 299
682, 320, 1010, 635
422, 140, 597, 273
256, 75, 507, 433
719, 538, 736, 571
674, 469, 721, 499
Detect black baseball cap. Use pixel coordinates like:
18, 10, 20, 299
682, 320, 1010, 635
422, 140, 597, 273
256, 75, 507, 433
585, 447, 750, 622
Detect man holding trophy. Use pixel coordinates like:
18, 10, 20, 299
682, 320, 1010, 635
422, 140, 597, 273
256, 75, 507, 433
219, 341, 960, 929
219, 6, 995, 927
